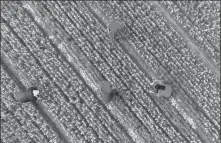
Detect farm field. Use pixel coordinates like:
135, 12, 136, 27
1, 1, 220, 143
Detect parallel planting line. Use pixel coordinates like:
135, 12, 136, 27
113, 1, 218, 141
151, 1, 220, 79
172, 2, 219, 51
80, 1, 154, 82
2, 1, 219, 143
141, 1, 220, 130
74, 1, 211, 142
2, 17, 107, 143
61, 39, 154, 143
160, 1, 220, 59
118, 0, 219, 109
86, 1, 218, 142
79, 2, 199, 143
1, 51, 73, 143
134, 0, 218, 141
60, 41, 143, 143
64, 7, 177, 143
1, 101, 36, 143
43, 1, 150, 142
75, 41, 167, 143
1, 17, 94, 142
110, 1, 219, 132
3, 1, 135, 142
1, 77, 53, 143
48, 1, 169, 142
21, 2, 135, 142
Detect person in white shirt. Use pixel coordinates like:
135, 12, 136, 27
13, 87, 39, 103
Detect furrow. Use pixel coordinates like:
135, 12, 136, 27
61, 40, 154, 143
1, 21, 99, 143
73, 2, 205, 143
1, 1, 132, 142
38, 1, 146, 142
173, 1, 220, 50
57, 5, 178, 143
1, 65, 63, 143
43, 1, 173, 143
21, 1, 135, 142
152, 1, 220, 78
159, 1, 220, 58
138, 0, 220, 128
86, 1, 218, 143
102, 0, 219, 133
32, 1, 147, 142
1, 1, 219, 143
1, 101, 36, 143
115, 1, 219, 124
102, 1, 219, 142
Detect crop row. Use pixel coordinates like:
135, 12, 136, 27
116, 0, 220, 139
108, 0, 219, 109
23, 2, 135, 142
17, 0, 179, 142
1, 1, 220, 143
159, 1, 220, 68
49, 1, 189, 143
87, 0, 218, 142
1, 66, 63, 143
72, 2, 197, 142
100, 0, 220, 127
50, 1, 220, 142
46, 1, 209, 143
1, 1, 134, 143
1, 40, 82, 143
26, 0, 147, 142
1, 15, 107, 143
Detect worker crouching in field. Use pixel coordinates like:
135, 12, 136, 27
99, 80, 119, 104
108, 20, 123, 40
13, 87, 39, 103
153, 80, 172, 98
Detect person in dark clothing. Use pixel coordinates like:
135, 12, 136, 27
153, 80, 172, 98
155, 84, 166, 93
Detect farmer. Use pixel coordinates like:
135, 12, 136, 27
155, 84, 166, 93
13, 87, 39, 103
108, 20, 123, 40
153, 80, 172, 97
99, 80, 119, 103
